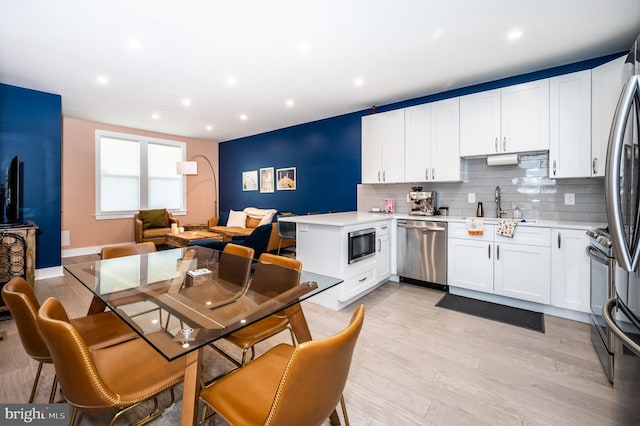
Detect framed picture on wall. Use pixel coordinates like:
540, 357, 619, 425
260, 167, 274, 193
242, 170, 258, 191
276, 167, 296, 191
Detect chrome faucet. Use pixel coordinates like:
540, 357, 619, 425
495, 186, 507, 218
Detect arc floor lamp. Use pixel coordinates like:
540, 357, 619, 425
176, 154, 218, 217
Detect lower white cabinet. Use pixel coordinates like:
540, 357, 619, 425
295, 218, 391, 311
448, 223, 551, 304
375, 222, 390, 281
550, 228, 590, 313
494, 240, 550, 304
447, 225, 494, 292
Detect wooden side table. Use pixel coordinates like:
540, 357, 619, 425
0, 221, 38, 313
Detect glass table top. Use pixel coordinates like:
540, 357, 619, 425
64, 246, 342, 360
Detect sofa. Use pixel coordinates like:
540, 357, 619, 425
134, 209, 179, 246
208, 207, 295, 253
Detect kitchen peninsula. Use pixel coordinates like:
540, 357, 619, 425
281, 212, 602, 322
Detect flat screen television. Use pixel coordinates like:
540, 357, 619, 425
5, 155, 21, 223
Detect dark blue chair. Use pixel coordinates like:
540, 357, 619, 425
188, 223, 272, 259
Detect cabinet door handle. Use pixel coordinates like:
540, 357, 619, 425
553, 160, 557, 176
488, 244, 491, 259
497, 245, 500, 260
377, 238, 381, 252
503, 137, 506, 151
426, 169, 429, 180
558, 233, 561, 249
359, 276, 367, 282
377, 171, 381, 182
495, 137, 499, 152
593, 157, 598, 174
383, 170, 386, 182
432, 168, 435, 180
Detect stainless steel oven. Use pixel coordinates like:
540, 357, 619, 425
348, 228, 376, 264
587, 228, 617, 381
587, 228, 640, 395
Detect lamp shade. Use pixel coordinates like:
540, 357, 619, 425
176, 161, 198, 175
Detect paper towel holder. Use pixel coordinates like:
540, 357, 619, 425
487, 153, 519, 166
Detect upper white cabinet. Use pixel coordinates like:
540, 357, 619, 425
459, 89, 501, 157
405, 98, 460, 182
362, 109, 405, 183
592, 55, 626, 177
549, 70, 592, 178
460, 79, 550, 156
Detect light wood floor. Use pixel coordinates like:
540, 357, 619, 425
2, 254, 640, 425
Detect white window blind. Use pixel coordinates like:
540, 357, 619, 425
95, 130, 186, 219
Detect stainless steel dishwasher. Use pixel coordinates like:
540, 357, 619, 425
397, 220, 447, 289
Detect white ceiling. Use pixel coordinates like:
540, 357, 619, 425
1, 1, 639, 142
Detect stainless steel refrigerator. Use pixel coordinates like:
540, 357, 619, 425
601, 32, 640, 416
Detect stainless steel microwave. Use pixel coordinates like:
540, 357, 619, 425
348, 228, 376, 264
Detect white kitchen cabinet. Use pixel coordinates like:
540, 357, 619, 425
549, 70, 592, 178
361, 109, 405, 183
460, 79, 550, 156
375, 222, 390, 281
550, 228, 590, 313
448, 223, 551, 305
459, 89, 501, 157
292, 216, 392, 310
494, 240, 551, 304
591, 55, 626, 177
405, 99, 460, 182
447, 232, 494, 293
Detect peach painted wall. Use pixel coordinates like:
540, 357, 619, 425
62, 117, 218, 252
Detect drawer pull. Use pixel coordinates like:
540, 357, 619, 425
359, 277, 368, 282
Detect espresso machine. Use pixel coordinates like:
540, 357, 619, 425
408, 188, 437, 216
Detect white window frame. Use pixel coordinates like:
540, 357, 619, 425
95, 130, 187, 220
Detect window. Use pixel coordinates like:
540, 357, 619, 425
95, 130, 186, 219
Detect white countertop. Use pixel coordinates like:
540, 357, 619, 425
279, 211, 605, 230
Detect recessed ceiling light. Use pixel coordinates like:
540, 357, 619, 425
205, 125, 213, 131
431, 28, 444, 41
151, 113, 160, 120
182, 98, 191, 107
227, 77, 237, 87
240, 114, 248, 121
354, 77, 364, 87
507, 29, 523, 40
96, 75, 109, 85
285, 99, 294, 108
128, 39, 143, 51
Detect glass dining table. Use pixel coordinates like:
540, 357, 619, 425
64, 246, 343, 426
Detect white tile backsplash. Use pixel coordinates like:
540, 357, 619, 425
357, 153, 605, 222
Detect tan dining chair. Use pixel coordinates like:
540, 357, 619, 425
100, 241, 157, 259
200, 304, 365, 426
222, 253, 302, 365
1, 277, 138, 403
36, 297, 186, 426
86, 242, 159, 314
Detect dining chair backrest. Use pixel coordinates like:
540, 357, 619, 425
249, 253, 302, 299
100, 242, 156, 259
216, 243, 254, 288
1, 277, 50, 362
266, 304, 365, 425
36, 297, 120, 408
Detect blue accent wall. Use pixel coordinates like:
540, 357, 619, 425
219, 53, 624, 216
0, 83, 61, 269
220, 112, 363, 215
